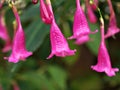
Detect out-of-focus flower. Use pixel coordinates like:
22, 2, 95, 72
0, 13, 11, 52
90, 0, 98, 11
47, 19, 76, 59
86, 0, 97, 23
40, 0, 53, 24
32, 0, 38, 4
68, 0, 97, 40
91, 18, 119, 77
105, 0, 120, 38
12, 82, 20, 90
0, 0, 5, 9
4, 5, 32, 63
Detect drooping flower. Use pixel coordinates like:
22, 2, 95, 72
86, 0, 97, 23
0, 13, 11, 52
68, 0, 97, 40
75, 35, 90, 45
4, 5, 32, 63
91, 18, 119, 77
32, 0, 38, 4
0, 0, 5, 9
105, 0, 120, 38
45, 0, 76, 59
47, 20, 76, 59
40, 0, 53, 24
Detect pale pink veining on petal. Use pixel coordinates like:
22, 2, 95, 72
47, 20, 76, 59
4, 5, 32, 63
68, 0, 97, 40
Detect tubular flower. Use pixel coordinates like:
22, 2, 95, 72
91, 18, 119, 77
40, 0, 53, 24
4, 5, 32, 63
75, 35, 90, 45
46, 0, 76, 59
0, 13, 11, 52
86, 0, 97, 23
68, 0, 97, 40
47, 19, 76, 59
105, 0, 120, 38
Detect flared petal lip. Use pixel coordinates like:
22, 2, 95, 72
47, 49, 76, 59
91, 65, 119, 77
68, 29, 98, 40
105, 28, 120, 39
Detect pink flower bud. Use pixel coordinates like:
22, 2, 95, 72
40, 0, 53, 24
86, 0, 97, 23
90, 0, 98, 11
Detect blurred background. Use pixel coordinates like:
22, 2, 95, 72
0, 0, 120, 90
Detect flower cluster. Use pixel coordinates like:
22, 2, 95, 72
0, 0, 119, 76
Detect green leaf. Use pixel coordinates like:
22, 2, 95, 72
86, 22, 101, 55
21, 3, 39, 21
48, 65, 67, 89
25, 19, 50, 52
19, 68, 59, 90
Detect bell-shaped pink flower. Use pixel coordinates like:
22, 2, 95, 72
68, 0, 97, 40
75, 35, 90, 45
105, 0, 120, 38
4, 5, 32, 63
86, 0, 97, 23
47, 20, 76, 59
91, 18, 119, 77
0, 13, 11, 52
91, 42, 119, 76
40, 0, 53, 24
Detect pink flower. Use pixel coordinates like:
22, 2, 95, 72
4, 5, 32, 63
86, 0, 97, 23
40, 0, 53, 24
105, 0, 120, 38
91, 18, 119, 77
0, 13, 11, 52
75, 35, 90, 45
91, 42, 119, 76
47, 20, 76, 59
68, 0, 97, 40
0, 0, 4, 9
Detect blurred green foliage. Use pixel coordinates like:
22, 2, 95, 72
0, 0, 120, 90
